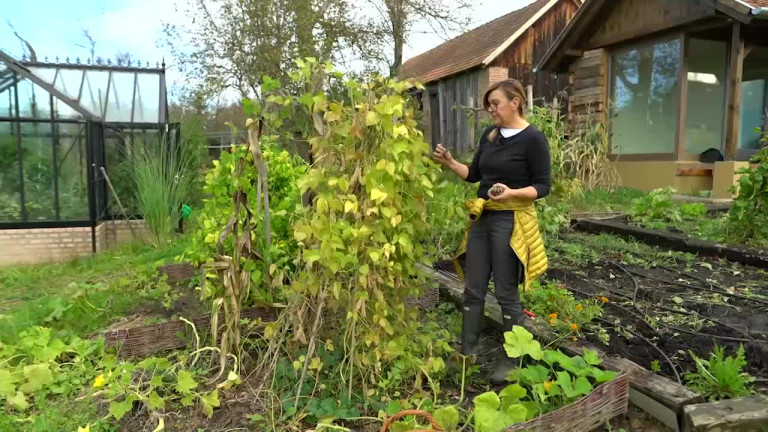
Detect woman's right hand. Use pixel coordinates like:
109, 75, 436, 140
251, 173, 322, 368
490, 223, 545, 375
432, 144, 454, 166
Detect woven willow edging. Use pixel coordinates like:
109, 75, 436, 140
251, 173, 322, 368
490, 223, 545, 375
506, 371, 631, 432
103, 284, 439, 358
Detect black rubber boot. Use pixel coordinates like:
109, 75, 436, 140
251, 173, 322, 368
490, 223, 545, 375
490, 316, 523, 386
460, 304, 485, 356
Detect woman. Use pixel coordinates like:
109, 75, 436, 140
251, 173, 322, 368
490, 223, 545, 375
433, 79, 551, 385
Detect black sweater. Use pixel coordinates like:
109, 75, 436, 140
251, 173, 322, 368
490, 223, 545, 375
465, 125, 552, 200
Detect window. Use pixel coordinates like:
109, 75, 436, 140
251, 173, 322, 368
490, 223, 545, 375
0, 122, 21, 221
21, 123, 55, 220
686, 38, 727, 155
56, 123, 88, 220
610, 37, 681, 154
740, 46, 768, 151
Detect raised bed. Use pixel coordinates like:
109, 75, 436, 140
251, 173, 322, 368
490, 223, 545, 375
572, 217, 768, 269
420, 264, 701, 431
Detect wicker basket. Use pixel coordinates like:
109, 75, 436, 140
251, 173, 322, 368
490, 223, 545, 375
506, 371, 631, 431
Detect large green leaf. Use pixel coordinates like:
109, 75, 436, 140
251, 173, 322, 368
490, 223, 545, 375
148, 391, 165, 410
109, 396, 136, 420
7, 391, 29, 411
573, 377, 593, 396
20, 364, 54, 394
199, 390, 220, 418
176, 370, 198, 394
434, 406, 460, 431
474, 392, 528, 432
518, 365, 550, 384
503, 326, 542, 360
582, 349, 602, 366
590, 368, 617, 383
0, 369, 19, 398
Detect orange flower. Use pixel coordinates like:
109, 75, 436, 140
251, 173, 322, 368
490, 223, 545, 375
572, 337, 578, 341
543, 381, 553, 392
601, 297, 610, 303
549, 313, 558, 320
575, 304, 583, 311
570, 323, 579, 331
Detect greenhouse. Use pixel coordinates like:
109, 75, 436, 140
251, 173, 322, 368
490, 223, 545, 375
0, 50, 173, 263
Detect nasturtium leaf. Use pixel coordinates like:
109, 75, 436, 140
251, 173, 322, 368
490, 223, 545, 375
503, 326, 542, 360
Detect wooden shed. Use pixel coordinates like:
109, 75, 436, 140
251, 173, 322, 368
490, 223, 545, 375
400, 0, 583, 155
536, 0, 768, 198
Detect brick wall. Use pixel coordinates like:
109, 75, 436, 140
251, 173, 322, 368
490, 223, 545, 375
0, 220, 152, 267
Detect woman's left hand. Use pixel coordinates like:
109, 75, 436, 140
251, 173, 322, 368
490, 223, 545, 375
489, 183, 513, 201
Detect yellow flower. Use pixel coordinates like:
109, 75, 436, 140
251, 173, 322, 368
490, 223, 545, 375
601, 297, 610, 303
548, 319, 556, 325
572, 337, 578, 341
570, 323, 579, 331
575, 304, 583, 311
543, 381, 553, 392
77, 425, 90, 432
92, 374, 105, 389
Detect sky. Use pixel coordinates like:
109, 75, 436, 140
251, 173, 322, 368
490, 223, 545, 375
0, 0, 537, 101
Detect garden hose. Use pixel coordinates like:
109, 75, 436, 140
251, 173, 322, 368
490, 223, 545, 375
380, 410, 443, 432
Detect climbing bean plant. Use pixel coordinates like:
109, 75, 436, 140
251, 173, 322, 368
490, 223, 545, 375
250, 59, 449, 419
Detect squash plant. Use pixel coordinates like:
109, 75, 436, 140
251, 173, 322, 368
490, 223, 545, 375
471, 326, 616, 432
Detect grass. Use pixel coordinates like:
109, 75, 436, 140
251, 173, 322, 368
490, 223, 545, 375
0, 236, 191, 343
568, 187, 646, 214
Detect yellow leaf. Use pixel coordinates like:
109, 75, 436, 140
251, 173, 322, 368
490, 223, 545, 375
294, 231, 307, 241
309, 357, 323, 370
92, 374, 105, 389
393, 125, 409, 138
420, 175, 433, 188
386, 161, 396, 176
370, 188, 387, 203
344, 201, 357, 214
369, 251, 381, 262
390, 215, 402, 227
366, 111, 380, 126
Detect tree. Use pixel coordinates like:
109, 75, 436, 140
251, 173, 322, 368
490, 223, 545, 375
365, 0, 472, 76
164, 0, 378, 99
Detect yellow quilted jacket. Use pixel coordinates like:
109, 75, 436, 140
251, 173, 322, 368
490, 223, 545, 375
453, 197, 548, 292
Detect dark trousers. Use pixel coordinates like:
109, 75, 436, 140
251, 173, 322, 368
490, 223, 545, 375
463, 210, 524, 324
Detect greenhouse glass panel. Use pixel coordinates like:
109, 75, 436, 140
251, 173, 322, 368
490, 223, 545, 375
28, 66, 57, 87
54, 69, 84, 100
56, 123, 88, 220
0, 121, 21, 221
17, 78, 52, 119
134, 73, 160, 123
105, 72, 136, 122
0, 77, 14, 118
82, 70, 109, 117
21, 122, 55, 220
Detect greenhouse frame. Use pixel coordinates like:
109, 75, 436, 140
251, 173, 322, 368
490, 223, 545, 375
0, 50, 176, 265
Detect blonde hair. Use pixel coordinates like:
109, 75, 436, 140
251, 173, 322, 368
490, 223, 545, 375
483, 79, 527, 142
